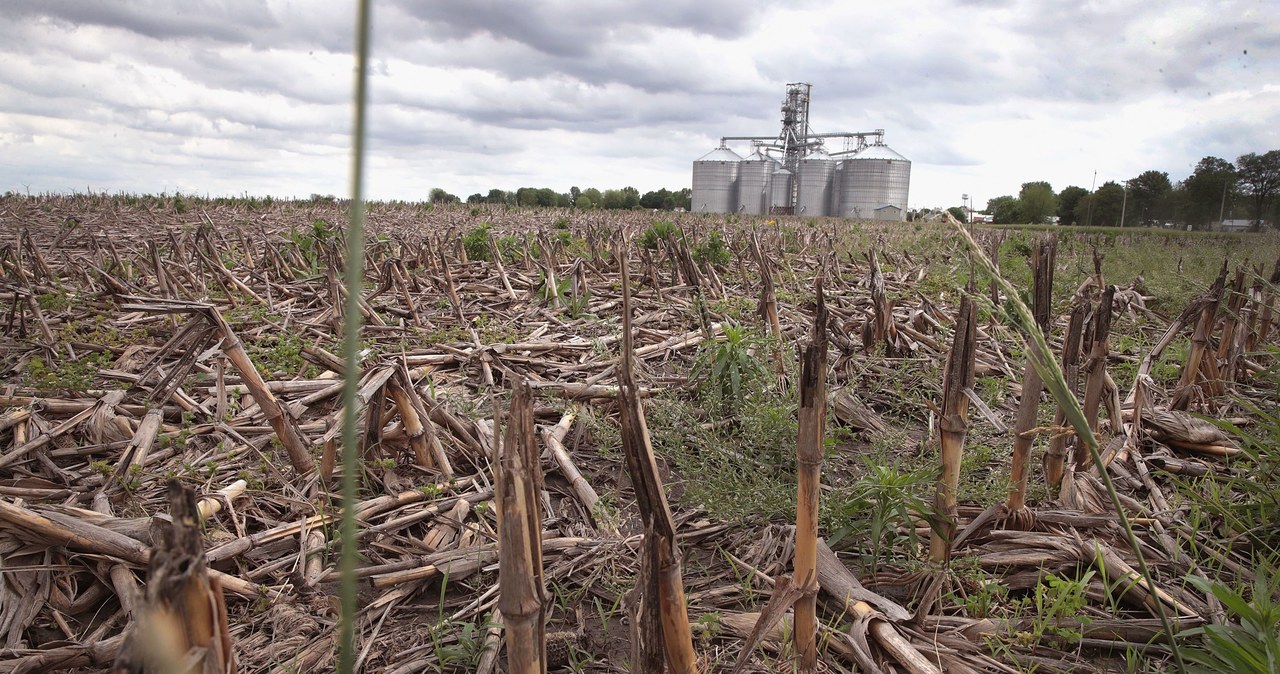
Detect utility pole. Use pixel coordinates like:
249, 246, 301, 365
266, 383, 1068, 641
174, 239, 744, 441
1120, 183, 1128, 228
1085, 170, 1097, 228
1217, 179, 1230, 231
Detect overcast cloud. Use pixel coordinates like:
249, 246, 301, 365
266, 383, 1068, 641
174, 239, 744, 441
1, 0, 1277, 210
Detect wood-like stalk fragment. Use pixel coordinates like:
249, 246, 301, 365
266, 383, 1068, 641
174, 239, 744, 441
1044, 301, 1087, 489
1215, 265, 1247, 383
1079, 285, 1116, 454
931, 295, 976, 563
793, 278, 827, 673
1006, 236, 1055, 524
207, 308, 314, 475
616, 248, 697, 674
113, 480, 237, 674
496, 379, 546, 674
1170, 263, 1227, 411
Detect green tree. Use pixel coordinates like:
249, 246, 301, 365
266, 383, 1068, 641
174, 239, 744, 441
569, 186, 581, 205
429, 187, 460, 204
676, 187, 692, 211
1178, 156, 1236, 229
600, 187, 641, 210
582, 188, 603, 207
621, 186, 641, 209
1125, 170, 1173, 225
641, 188, 681, 210
946, 206, 968, 223
1018, 181, 1057, 224
600, 189, 624, 209
987, 195, 1021, 224
535, 187, 557, 207
1236, 150, 1280, 230
1057, 186, 1088, 225
1074, 181, 1125, 227
485, 188, 511, 204
515, 187, 538, 207
466, 193, 484, 204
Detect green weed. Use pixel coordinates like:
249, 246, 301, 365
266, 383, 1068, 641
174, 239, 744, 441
1181, 575, 1280, 674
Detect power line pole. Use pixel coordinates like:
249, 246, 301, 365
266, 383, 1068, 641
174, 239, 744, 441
1120, 183, 1128, 228
1085, 170, 1097, 227
1217, 179, 1230, 231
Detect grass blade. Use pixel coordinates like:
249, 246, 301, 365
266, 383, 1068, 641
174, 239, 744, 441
338, 2, 372, 673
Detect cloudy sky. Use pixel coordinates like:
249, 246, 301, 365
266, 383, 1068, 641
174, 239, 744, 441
2, 0, 1277, 210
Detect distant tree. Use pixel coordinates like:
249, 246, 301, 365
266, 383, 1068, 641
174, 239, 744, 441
1236, 150, 1280, 230
576, 196, 594, 209
600, 189, 624, 209
582, 188, 603, 207
1178, 156, 1236, 229
639, 189, 663, 209
1018, 181, 1057, 224
555, 192, 572, 207
1057, 186, 1088, 225
535, 188, 557, 207
599, 187, 641, 210
429, 188, 460, 205
485, 188, 511, 204
515, 187, 538, 207
1125, 170, 1173, 225
676, 188, 692, 211
641, 188, 678, 210
987, 195, 1020, 224
621, 186, 641, 209
569, 186, 581, 205
1074, 181, 1125, 227
466, 193, 484, 204
946, 206, 968, 223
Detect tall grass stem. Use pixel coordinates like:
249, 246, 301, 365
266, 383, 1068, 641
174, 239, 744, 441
338, 2, 372, 673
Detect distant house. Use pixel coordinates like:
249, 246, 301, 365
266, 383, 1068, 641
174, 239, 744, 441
874, 204, 903, 221
1219, 219, 1260, 232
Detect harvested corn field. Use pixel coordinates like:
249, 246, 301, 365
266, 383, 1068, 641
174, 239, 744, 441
1, 193, 1278, 673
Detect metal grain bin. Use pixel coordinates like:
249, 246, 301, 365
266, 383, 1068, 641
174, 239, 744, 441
769, 167, 793, 213
836, 143, 911, 220
692, 146, 742, 214
795, 158, 835, 217
736, 149, 774, 215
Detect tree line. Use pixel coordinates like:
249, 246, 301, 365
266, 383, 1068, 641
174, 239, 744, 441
428, 186, 693, 211
974, 150, 1280, 230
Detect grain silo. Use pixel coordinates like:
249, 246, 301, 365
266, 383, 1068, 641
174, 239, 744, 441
735, 148, 774, 215
770, 167, 793, 214
691, 145, 742, 213
795, 156, 835, 217
835, 143, 911, 220
696, 82, 909, 217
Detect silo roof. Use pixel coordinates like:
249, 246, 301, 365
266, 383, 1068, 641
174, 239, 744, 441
854, 144, 908, 161
696, 146, 743, 162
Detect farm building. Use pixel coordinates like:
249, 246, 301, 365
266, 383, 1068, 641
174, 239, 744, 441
1218, 219, 1260, 232
692, 83, 910, 220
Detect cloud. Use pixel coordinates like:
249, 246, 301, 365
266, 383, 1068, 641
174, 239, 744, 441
0, 0, 1277, 209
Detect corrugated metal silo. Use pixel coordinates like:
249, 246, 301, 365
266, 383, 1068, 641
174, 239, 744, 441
836, 143, 911, 220
831, 161, 845, 216
795, 157, 835, 217
736, 149, 774, 215
691, 146, 742, 214
769, 167, 793, 213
